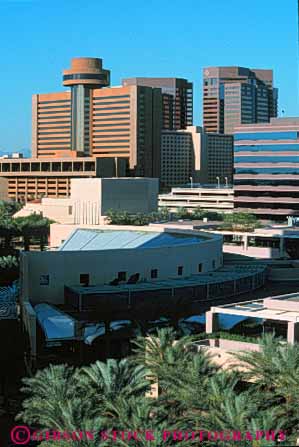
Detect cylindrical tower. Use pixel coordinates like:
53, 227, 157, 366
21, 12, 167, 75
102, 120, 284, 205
63, 57, 110, 155
63, 57, 110, 87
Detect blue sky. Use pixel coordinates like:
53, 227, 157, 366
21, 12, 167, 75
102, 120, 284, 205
0, 0, 297, 153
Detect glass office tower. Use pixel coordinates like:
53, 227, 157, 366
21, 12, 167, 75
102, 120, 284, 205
234, 118, 299, 220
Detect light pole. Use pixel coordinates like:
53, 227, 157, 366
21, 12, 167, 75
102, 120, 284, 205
224, 176, 228, 187
216, 176, 220, 188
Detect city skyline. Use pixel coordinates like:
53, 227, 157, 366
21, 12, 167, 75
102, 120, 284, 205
0, 0, 297, 152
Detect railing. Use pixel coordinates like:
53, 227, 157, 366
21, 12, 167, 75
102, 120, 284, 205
0, 280, 19, 319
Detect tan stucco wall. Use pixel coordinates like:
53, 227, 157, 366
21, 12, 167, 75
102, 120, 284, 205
21, 228, 222, 305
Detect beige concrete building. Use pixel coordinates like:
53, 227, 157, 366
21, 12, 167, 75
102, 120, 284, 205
14, 177, 159, 225
20, 226, 223, 305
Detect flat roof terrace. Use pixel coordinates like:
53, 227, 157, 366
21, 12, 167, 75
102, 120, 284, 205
206, 292, 299, 344
209, 292, 299, 323
63, 265, 267, 319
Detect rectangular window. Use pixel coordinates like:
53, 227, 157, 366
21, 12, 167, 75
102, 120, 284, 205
118, 271, 127, 282
198, 263, 202, 273
80, 273, 90, 287
177, 266, 183, 276
151, 269, 158, 279
40, 274, 49, 286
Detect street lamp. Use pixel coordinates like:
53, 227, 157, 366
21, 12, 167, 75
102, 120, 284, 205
216, 176, 220, 188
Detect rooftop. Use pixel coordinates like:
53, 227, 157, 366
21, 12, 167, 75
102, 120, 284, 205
59, 229, 204, 251
211, 292, 299, 323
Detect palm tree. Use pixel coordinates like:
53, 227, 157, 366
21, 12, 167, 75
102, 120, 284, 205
79, 359, 150, 406
102, 396, 174, 447
233, 333, 299, 440
17, 364, 102, 447
233, 333, 283, 388
201, 390, 286, 447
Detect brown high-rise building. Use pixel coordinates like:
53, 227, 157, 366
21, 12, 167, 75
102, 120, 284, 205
32, 57, 162, 177
122, 77, 193, 130
0, 57, 163, 201
203, 67, 278, 134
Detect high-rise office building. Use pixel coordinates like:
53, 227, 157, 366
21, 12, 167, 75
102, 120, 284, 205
32, 58, 162, 177
160, 127, 233, 189
204, 133, 234, 184
32, 57, 110, 159
203, 67, 278, 134
234, 118, 299, 220
161, 130, 194, 188
122, 77, 193, 130
0, 57, 164, 201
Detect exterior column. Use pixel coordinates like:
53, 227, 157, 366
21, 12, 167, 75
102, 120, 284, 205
279, 237, 285, 258
287, 322, 299, 344
206, 311, 218, 334
243, 235, 248, 251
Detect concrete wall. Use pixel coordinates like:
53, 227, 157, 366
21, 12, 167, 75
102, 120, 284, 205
14, 198, 73, 224
196, 339, 260, 371
223, 244, 281, 259
21, 229, 222, 305
101, 178, 158, 214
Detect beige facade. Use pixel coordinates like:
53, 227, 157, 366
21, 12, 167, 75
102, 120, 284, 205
14, 177, 159, 225
20, 227, 222, 305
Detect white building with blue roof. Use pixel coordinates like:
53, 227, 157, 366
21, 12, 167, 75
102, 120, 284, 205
21, 225, 223, 305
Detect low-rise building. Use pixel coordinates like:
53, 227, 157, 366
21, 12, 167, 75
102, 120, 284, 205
0, 157, 126, 201
206, 292, 299, 344
19, 224, 267, 368
159, 185, 234, 213
204, 224, 299, 260
14, 177, 159, 224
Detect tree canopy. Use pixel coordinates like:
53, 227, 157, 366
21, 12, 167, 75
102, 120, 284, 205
17, 329, 297, 446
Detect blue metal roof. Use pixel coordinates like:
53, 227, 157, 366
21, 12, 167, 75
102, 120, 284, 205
59, 229, 203, 251
35, 304, 76, 341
